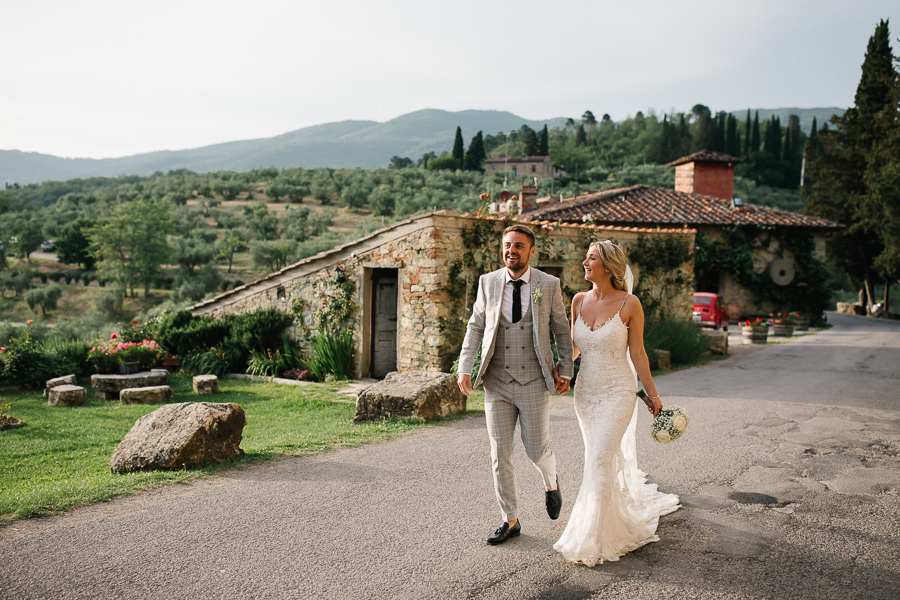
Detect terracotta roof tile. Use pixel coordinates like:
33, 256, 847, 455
523, 185, 841, 229
667, 150, 743, 166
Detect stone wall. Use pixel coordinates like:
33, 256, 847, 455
697, 225, 830, 319
192, 212, 696, 377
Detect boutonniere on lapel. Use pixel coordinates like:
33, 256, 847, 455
531, 288, 543, 303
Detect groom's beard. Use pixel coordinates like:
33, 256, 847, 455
504, 253, 530, 276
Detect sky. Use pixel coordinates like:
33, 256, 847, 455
3, 0, 898, 159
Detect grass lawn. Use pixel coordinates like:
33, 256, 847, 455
0, 375, 484, 524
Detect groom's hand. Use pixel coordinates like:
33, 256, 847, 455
457, 374, 473, 397
552, 364, 570, 394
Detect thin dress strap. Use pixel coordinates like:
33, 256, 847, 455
615, 294, 630, 315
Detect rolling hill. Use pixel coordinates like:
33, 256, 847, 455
0, 109, 568, 185
1, 107, 843, 185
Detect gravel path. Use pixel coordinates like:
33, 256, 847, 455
2, 312, 899, 599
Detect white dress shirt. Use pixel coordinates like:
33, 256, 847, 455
502, 267, 531, 323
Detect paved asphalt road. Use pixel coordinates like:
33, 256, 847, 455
1, 312, 899, 599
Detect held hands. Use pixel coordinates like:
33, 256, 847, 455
552, 364, 570, 395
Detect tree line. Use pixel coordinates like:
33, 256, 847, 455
803, 18, 899, 313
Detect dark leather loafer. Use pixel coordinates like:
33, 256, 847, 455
546, 478, 562, 520
486, 520, 521, 545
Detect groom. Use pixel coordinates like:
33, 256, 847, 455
457, 224, 574, 545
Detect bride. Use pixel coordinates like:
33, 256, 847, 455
554, 240, 680, 566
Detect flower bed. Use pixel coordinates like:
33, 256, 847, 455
88, 334, 164, 373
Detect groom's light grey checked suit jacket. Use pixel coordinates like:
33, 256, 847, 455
459, 267, 574, 393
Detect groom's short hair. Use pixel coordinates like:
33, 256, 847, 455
503, 224, 536, 247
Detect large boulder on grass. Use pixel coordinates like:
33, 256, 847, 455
110, 402, 246, 473
352, 371, 466, 424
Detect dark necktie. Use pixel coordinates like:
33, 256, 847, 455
511, 280, 525, 323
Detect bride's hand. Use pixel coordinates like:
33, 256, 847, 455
650, 397, 662, 418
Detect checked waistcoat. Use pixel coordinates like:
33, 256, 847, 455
484, 307, 544, 386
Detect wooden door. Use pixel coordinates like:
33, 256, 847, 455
371, 270, 398, 378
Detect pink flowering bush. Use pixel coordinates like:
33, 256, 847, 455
88, 338, 164, 372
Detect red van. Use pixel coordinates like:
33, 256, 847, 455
692, 293, 728, 330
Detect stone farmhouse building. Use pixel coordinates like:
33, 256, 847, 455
521, 151, 841, 320
485, 156, 568, 180
191, 211, 694, 379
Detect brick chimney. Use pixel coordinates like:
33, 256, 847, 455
518, 184, 538, 214
667, 151, 742, 201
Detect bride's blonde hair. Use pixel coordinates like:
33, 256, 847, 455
589, 240, 628, 292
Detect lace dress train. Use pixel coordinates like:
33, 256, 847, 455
554, 312, 680, 566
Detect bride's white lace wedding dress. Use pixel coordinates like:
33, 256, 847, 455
554, 304, 680, 566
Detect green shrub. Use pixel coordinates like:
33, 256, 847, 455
225, 308, 293, 366
45, 339, 92, 378
0, 330, 54, 388
306, 329, 355, 382
181, 344, 239, 377
246, 338, 301, 377
643, 319, 710, 365
155, 312, 229, 358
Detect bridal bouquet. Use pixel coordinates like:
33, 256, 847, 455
650, 406, 689, 443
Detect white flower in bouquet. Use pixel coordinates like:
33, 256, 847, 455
651, 406, 689, 443
671, 414, 688, 432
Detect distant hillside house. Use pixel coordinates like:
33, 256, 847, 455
513, 150, 841, 319
485, 156, 567, 179
190, 211, 693, 379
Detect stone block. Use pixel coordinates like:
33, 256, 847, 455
702, 330, 729, 355
651, 349, 671, 370
91, 370, 170, 400
836, 302, 865, 315
352, 371, 466, 423
110, 402, 246, 472
48, 384, 86, 407
193, 374, 219, 395
44, 374, 77, 398
120, 385, 173, 405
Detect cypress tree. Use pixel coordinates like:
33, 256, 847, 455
750, 112, 761, 153
539, 125, 549, 155
678, 114, 691, 156
726, 114, 740, 156
691, 104, 715, 152
575, 124, 587, 146
464, 130, 486, 171
743, 109, 752, 156
804, 19, 898, 311
452, 126, 465, 167
713, 112, 726, 152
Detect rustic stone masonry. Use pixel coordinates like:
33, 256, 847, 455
190, 211, 695, 378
